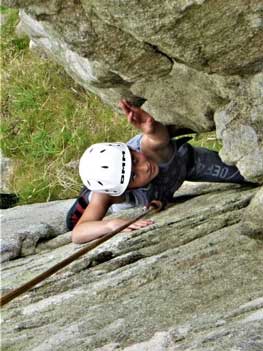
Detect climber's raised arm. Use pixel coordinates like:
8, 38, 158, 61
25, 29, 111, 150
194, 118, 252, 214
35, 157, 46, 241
119, 99, 174, 163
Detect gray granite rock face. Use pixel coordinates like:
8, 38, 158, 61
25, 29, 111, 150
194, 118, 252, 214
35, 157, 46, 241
0, 150, 14, 193
1, 183, 262, 350
0, 199, 74, 262
0, 150, 19, 209
215, 73, 263, 183
242, 185, 263, 239
2, 0, 263, 182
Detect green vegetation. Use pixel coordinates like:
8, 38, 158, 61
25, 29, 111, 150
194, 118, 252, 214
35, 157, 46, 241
1, 8, 134, 204
190, 132, 221, 151
1, 8, 221, 205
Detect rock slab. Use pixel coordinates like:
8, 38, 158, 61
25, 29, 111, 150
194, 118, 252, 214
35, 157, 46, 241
1, 184, 262, 351
0, 198, 74, 262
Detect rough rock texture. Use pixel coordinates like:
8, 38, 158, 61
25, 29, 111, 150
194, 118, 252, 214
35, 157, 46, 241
2, 0, 263, 182
0, 150, 19, 209
1, 183, 263, 350
0, 150, 14, 193
215, 73, 263, 184
242, 185, 263, 239
0, 199, 74, 262
1, 3, 263, 347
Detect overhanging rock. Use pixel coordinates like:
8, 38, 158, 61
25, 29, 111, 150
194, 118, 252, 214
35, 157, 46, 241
2, 0, 263, 182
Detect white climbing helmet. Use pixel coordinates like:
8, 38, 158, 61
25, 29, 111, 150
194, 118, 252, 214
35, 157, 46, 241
79, 142, 132, 196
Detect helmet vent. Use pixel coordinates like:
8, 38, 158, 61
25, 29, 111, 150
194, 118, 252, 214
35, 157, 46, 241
80, 142, 130, 196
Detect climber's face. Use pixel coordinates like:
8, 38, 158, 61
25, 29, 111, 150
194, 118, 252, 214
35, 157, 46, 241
128, 150, 159, 189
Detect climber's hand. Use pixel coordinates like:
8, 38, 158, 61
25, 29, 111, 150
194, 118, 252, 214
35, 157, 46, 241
119, 99, 155, 134
122, 218, 155, 232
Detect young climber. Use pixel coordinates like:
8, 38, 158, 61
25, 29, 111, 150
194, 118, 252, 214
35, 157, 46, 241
68, 99, 247, 244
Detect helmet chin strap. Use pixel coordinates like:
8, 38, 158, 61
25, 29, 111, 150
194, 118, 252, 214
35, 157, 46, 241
0, 201, 163, 307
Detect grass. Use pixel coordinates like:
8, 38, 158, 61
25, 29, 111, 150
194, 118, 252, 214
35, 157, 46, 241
190, 132, 221, 151
1, 8, 134, 204
1, 8, 221, 205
